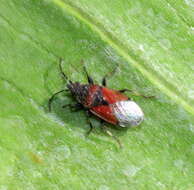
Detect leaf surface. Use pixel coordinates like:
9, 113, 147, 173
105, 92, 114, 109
0, 0, 193, 189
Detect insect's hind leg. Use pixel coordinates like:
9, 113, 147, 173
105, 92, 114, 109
48, 89, 68, 111
119, 89, 155, 99
100, 120, 122, 148
102, 64, 118, 86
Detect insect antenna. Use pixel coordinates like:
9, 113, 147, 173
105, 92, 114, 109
48, 58, 73, 112
80, 59, 94, 84
59, 58, 73, 84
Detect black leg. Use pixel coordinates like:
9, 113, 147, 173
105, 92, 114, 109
102, 64, 118, 86
102, 78, 106, 86
83, 66, 94, 84
100, 120, 122, 148
62, 103, 83, 111
119, 89, 155, 99
48, 89, 67, 111
85, 110, 94, 136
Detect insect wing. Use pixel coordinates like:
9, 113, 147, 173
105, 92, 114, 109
101, 87, 128, 104
90, 105, 118, 125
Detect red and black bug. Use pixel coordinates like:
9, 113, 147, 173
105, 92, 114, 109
48, 59, 154, 147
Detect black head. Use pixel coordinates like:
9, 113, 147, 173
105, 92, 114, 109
67, 82, 90, 104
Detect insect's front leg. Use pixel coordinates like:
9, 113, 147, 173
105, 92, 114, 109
62, 103, 83, 111
48, 89, 68, 111
119, 89, 155, 99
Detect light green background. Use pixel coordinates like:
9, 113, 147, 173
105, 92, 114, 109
0, 0, 193, 189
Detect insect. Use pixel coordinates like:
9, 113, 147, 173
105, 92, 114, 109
49, 59, 154, 147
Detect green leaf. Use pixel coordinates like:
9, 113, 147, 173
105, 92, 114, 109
0, 0, 193, 190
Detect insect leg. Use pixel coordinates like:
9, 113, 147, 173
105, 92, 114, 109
102, 64, 118, 86
119, 89, 155, 99
48, 89, 67, 111
83, 66, 94, 84
85, 110, 94, 136
100, 120, 122, 148
62, 103, 83, 111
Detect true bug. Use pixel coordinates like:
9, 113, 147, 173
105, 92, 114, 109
48, 59, 154, 147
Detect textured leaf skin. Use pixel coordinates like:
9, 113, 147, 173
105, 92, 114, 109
0, 0, 194, 190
